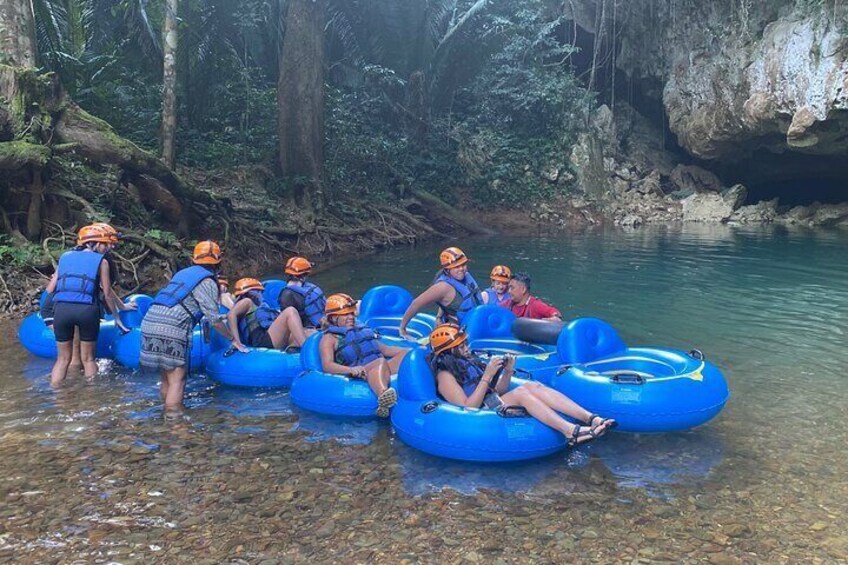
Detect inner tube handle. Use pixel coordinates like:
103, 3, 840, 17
689, 349, 705, 360
556, 364, 573, 376
610, 372, 646, 385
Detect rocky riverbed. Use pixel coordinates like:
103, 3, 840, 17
2, 353, 846, 563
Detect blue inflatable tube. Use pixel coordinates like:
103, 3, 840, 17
549, 318, 730, 433
206, 347, 301, 388
291, 332, 397, 417
390, 348, 567, 462
463, 305, 561, 382
18, 293, 151, 359
359, 285, 436, 341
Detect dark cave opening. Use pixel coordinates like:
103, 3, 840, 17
714, 150, 848, 208
563, 19, 848, 209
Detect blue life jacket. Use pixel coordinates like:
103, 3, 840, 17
484, 287, 507, 306
327, 324, 382, 367
152, 265, 217, 321
54, 250, 105, 305
434, 353, 486, 396
237, 295, 280, 344
285, 281, 326, 327
435, 272, 483, 323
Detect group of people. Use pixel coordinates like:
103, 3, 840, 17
42, 228, 615, 443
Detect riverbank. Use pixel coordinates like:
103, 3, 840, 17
4, 154, 848, 321
4, 226, 848, 562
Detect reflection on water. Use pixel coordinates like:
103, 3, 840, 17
3, 224, 848, 562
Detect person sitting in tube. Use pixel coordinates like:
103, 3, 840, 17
399, 246, 483, 339
502, 272, 562, 321
276, 256, 327, 348
319, 293, 410, 417
427, 323, 615, 446
226, 278, 301, 352
217, 276, 236, 309
482, 265, 511, 306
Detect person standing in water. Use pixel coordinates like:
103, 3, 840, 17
45, 225, 130, 385
482, 265, 511, 306
140, 240, 233, 417
399, 247, 483, 339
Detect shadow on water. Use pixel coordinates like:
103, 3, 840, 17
392, 442, 589, 496
292, 408, 381, 446
592, 430, 725, 492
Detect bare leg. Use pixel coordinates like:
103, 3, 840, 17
69, 329, 82, 369
159, 371, 168, 401
500, 386, 594, 444
78, 341, 98, 378
363, 358, 391, 395
280, 306, 310, 347
521, 382, 591, 421
163, 366, 188, 414
364, 358, 396, 417
51, 341, 74, 386
386, 349, 409, 374
267, 315, 290, 350
523, 382, 615, 434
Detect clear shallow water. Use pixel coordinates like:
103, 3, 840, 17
2, 224, 848, 563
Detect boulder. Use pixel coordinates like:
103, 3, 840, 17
730, 198, 779, 224
780, 203, 820, 224
633, 170, 663, 196
682, 185, 747, 223
570, 132, 610, 197
811, 203, 848, 227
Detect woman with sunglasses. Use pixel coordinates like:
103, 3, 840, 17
427, 323, 616, 446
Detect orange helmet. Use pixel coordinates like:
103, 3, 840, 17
490, 265, 512, 283
233, 278, 264, 297
285, 256, 313, 276
440, 247, 468, 269
429, 323, 468, 355
92, 223, 120, 244
325, 293, 357, 317
193, 240, 222, 265
77, 224, 112, 246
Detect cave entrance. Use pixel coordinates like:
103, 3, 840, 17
714, 150, 848, 207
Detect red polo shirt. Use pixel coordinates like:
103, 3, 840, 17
501, 296, 561, 319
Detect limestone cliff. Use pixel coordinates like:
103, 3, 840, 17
614, 0, 848, 161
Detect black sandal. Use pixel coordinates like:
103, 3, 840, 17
567, 424, 591, 447
585, 413, 617, 434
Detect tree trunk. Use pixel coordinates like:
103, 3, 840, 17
0, 0, 36, 69
161, 0, 179, 168
277, 0, 326, 214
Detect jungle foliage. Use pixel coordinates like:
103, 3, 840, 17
31, 0, 590, 207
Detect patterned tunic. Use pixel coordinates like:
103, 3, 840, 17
140, 278, 222, 371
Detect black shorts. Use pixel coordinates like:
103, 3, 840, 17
53, 302, 101, 342
247, 328, 274, 349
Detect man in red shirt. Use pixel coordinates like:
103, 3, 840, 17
502, 272, 562, 320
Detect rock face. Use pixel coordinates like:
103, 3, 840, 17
615, 1, 848, 162
682, 185, 747, 223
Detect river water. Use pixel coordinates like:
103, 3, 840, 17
1, 224, 846, 563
